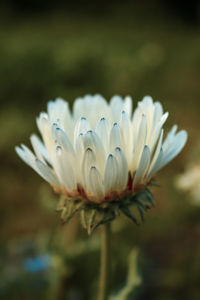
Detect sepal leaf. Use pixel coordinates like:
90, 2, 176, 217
56, 186, 156, 233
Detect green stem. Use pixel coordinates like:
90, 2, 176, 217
98, 222, 111, 300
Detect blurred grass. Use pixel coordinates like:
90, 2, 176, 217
0, 3, 200, 300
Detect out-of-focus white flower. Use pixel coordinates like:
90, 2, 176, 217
176, 164, 200, 203
16, 95, 187, 204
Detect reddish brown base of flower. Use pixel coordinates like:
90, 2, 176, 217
52, 172, 154, 204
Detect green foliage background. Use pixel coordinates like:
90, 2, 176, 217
0, 2, 200, 299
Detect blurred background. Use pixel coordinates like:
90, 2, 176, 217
1, 0, 200, 299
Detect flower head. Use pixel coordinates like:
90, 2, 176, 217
16, 95, 187, 231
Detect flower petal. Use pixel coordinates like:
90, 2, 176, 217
95, 117, 111, 153
104, 154, 119, 194
88, 166, 104, 201
109, 122, 121, 152
74, 117, 91, 145
82, 147, 96, 187
114, 147, 128, 189
132, 114, 147, 171
54, 127, 75, 155
146, 129, 164, 180
52, 146, 76, 191
30, 134, 50, 163
35, 158, 59, 186
133, 145, 151, 185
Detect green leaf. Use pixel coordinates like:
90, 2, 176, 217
87, 209, 97, 235
148, 181, 160, 187
80, 210, 87, 229
56, 196, 66, 212
137, 205, 145, 222
144, 190, 155, 207
120, 206, 139, 225
92, 211, 115, 232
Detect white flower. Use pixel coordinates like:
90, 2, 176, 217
176, 163, 200, 203
16, 95, 187, 203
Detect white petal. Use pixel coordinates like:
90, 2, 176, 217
47, 100, 56, 121
53, 146, 76, 191
148, 112, 168, 150
148, 130, 188, 179
104, 154, 119, 194
82, 147, 96, 187
16, 145, 58, 187
141, 95, 153, 106
110, 95, 124, 122
74, 117, 91, 145
123, 96, 133, 117
152, 102, 163, 126
139, 96, 154, 132
36, 112, 48, 134
89, 94, 110, 127
146, 129, 164, 180
47, 98, 73, 137
73, 97, 84, 121
147, 147, 164, 179
15, 146, 32, 166
74, 133, 85, 183
37, 116, 53, 155
83, 130, 103, 151
134, 145, 151, 185
132, 114, 147, 171
160, 130, 188, 169
114, 147, 128, 189
132, 107, 140, 131
162, 125, 178, 151
95, 117, 111, 152
83, 130, 106, 175
30, 134, 50, 163
17, 142, 55, 186
19, 144, 41, 173
120, 111, 132, 168
35, 158, 59, 186
21, 144, 35, 160
54, 127, 74, 155
75, 133, 84, 156
109, 123, 121, 152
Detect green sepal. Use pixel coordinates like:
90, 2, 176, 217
56, 186, 156, 234
144, 189, 155, 207
134, 198, 150, 211
87, 209, 97, 235
80, 210, 87, 229
148, 181, 160, 187
137, 205, 145, 222
120, 205, 139, 225
92, 211, 116, 232
58, 199, 83, 223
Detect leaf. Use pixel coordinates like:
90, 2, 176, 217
87, 209, 97, 235
80, 210, 87, 229
109, 248, 141, 300
92, 211, 115, 232
137, 205, 145, 222
144, 189, 155, 207
135, 198, 150, 211
56, 196, 66, 212
120, 206, 139, 225
60, 206, 67, 222
148, 181, 160, 187
61, 200, 83, 223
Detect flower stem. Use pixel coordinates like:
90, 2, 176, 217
98, 222, 111, 300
